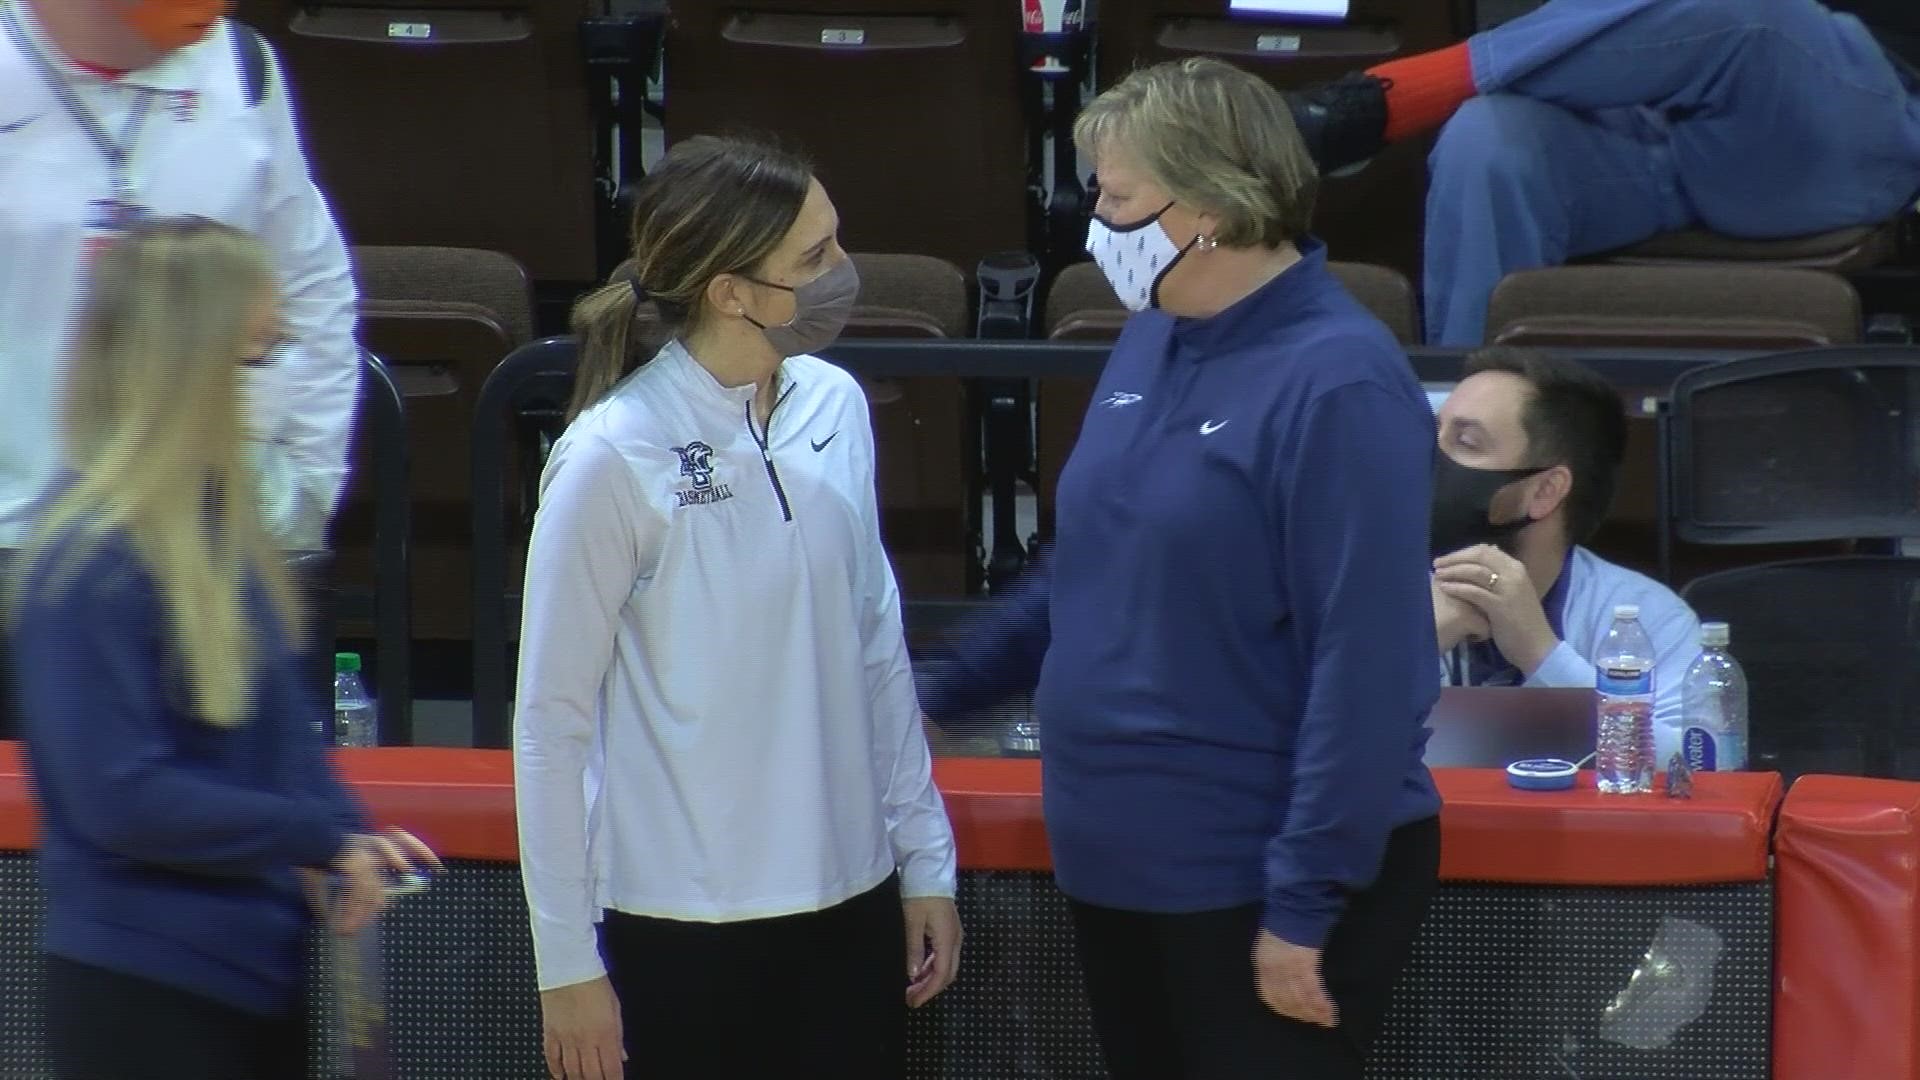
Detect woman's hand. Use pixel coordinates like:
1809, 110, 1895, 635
327, 835, 390, 936
904, 896, 963, 1008
1254, 930, 1339, 1028
541, 976, 626, 1080
325, 828, 443, 935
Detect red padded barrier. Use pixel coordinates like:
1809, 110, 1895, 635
0, 745, 1780, 887
1436, 768, 1779, 885
1775, 775, 1920, 1080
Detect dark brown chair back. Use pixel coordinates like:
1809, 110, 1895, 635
664, 1, 1027, 271
237, 2, 599, 281
349, 246, 534, 640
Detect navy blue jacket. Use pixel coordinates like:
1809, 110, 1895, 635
14, 529, 363, 1015
920, 242, 1441, 947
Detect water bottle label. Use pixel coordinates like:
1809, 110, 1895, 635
1684, 727, 1746, 772
1597, 667, 1653, 696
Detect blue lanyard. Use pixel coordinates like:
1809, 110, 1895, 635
0, 1, 155, 208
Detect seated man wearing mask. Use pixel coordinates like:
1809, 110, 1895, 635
1430, 348, 1700, 748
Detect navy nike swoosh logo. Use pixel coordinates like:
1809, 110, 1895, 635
811, 432, 839, 453
0, 115, 35, 134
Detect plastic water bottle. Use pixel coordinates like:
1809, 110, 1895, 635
1678, 622, 1748, 772
1596, 605, 1656, 794
333, 652, 378, 748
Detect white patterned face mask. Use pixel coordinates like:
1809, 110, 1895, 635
1085, 202, 1200, 312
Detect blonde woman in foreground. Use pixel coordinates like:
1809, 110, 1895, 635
9, 217, 437, 1080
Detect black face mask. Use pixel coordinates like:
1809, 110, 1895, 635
1429, 453, 1549, 558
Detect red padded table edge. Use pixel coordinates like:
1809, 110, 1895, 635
1773, 775, 1920, 1080
937, 761, 1785, 884
0, 745, 1780, 885
1436, 768, 1780, 885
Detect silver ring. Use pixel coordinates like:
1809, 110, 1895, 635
1487, 571, 1501, 590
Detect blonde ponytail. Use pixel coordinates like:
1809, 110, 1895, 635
565, 135, 815, 422
565, 280, 641, 422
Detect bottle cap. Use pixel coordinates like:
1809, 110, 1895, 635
1613, 604, 1641, 620
1507, 758, 1579, 791
1700, 622, 1730, 647
334, 652, 362, 674
384, 869, 433, 898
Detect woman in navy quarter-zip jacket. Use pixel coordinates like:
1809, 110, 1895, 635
919, 58, 1442, 1080
10, 218, 437, 1080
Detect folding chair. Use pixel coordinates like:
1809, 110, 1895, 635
1668, 347, 1920, 782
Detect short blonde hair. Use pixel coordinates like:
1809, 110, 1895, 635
1075, 56, 1318, 249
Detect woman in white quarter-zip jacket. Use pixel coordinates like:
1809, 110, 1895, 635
513, 135, 961, 1080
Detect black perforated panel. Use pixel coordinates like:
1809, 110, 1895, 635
306, 859, 545, 1079
0, 855, 47, 1077
0, 857, 1772, 1079
1373, 882, 1773, 1080
905, 871, 1106, 1078
903, 875, 1771, 1080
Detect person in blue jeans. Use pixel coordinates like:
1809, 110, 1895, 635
1288, 0, 1920, 345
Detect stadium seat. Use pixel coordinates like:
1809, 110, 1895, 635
1682, 556, 1920, 785
1672, 347, 1920, 782
235, 1, 600, 281
350, 247, 534, 643
663, 1, 1028, 271
1485, 265, 1864, 350
838, 254, 976, 599
1593, 218, 1908, 275
1485, 264, 1865, 582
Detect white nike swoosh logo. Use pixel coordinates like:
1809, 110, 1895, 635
1199, 420, 1229, 435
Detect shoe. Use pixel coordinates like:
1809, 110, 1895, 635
1285, 72, 1389, 176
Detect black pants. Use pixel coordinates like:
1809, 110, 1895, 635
601, 873, 906, 1079
1069, 816, 1441, 1080
43, 956, 306, 1080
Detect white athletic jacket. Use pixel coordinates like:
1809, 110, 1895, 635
0, 5, 358, 548
513, 339, 958, 992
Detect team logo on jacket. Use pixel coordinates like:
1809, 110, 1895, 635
671, 441, 734, 507
168, 90, 199, 122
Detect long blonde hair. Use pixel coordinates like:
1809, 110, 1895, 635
16, 216, 304, 727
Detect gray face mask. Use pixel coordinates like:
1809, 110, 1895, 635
741, 257, 860, 357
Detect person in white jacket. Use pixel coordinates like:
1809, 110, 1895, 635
0, 0, 358, 552
513, 134, 961, 1080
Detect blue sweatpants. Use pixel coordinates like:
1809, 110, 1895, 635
1424, 0, 1920, 345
